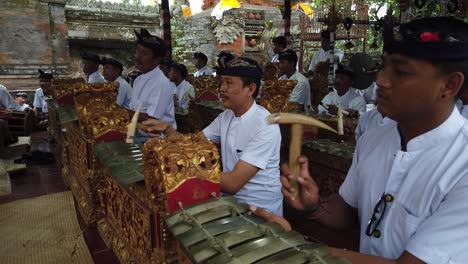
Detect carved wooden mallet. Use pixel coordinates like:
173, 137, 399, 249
268, 113, 340, 197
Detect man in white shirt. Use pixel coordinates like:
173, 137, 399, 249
271, 36, 287, 63
252, 16, 468, 264
318, 65, 366, 116
0, 85, 22, 111
307, 29, 344, 76
33, 69, 53, 116
15, 92, 30, 111
355, 108, 394, 141
193, 52, 213, 77
169, 63, 195, 112
101, 57, 132, 109
278, 49, 311, 111
129, 28, 176, 136
80, 50, 105, 83
143, 57, 283, 216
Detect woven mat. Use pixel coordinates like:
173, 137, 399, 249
0, 191, 93, 264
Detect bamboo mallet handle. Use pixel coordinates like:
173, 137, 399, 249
126, 103, 143, 144
268, 113, 339, 198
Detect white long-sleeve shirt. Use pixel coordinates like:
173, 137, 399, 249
279, 71, 311, 111
129, 66, 176, 128
340, 108, 468, 263
194, 65, 213, 77
318, 88, 366, 115
355, 109, 395, 141
88, 71, 105, 83
174, 80, 195, 111
308, 48, 344, 73
114, 76, 132, 109
0, 85, 22, 111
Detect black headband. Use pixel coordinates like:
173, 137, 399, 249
383, 17, 468, 61
134, 28, 166, 57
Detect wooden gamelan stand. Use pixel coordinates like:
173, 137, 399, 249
48, 74, 357, 263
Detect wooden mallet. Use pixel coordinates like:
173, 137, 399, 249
268, 113, 339, 197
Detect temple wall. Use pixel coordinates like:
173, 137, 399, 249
176, 5, 300, 70
0, 0, 160, 90
0, 0, 69, 89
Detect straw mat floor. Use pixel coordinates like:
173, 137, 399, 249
0, 191, 93, 263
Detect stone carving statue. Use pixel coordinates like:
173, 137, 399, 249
212, 11, 244, 44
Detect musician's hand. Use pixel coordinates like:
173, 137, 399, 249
281, 156, 320, 212
327, 104, 338, 115
249, 205, 292, 231
142, 119, 169, 137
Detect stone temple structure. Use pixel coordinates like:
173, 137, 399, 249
0, 0, 160, 89
0, 0, 298, 89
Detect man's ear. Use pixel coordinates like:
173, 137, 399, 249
247, 82, 257, 97
440, 72, 464, 99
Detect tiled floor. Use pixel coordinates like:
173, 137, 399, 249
0, 131, 119, 264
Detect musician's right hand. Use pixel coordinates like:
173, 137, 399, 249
142, 119, 170, 137
327, 104, 338, 115
281, 156, 321, 212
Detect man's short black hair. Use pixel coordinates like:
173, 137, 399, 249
272, 36, 287, 48
101, 57, 124, 75
193, 52, 208, 64
170, 63, 189, 79
278, 49, 298, 66
320, 29, 331, 40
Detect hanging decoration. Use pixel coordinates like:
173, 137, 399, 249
343, 17, 354, 49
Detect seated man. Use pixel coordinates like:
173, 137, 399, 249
0, 85, 22, 111
15, 92, 30, 112
278, 49, 311, 111
130, 28, 176, 133
307, 29, 344, 76
33, 70, 53, 117
169, 63, 195, 112
101, 57, 132, 109
271, 36, 287, 63
193, 52, 213, 77
143, 57, 283, 216
252, 16, 468, 264
318, 65, 366, 116
80, 50, 105, 83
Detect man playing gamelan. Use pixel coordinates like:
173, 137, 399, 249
251, 16, 468, 264
143, 57, 284, 216
129, 28, 176, 131
318, 64, 366, 116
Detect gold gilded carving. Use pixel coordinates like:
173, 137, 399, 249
66, 124, 90, 189
73, 83, 130, 141
69, 174, 97, 226
143, 133, 221, 196
51, 78, 86, 100
186, 76, 219, 99
258, 80, 300, 113
102, 174, 152, 264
